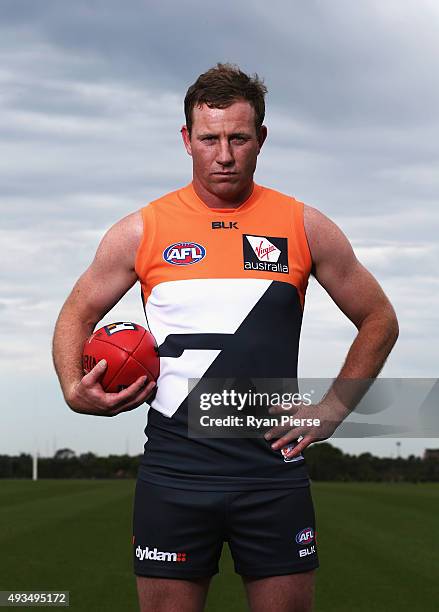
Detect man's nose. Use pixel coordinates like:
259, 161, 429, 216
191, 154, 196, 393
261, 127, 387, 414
216, 139, 234, 166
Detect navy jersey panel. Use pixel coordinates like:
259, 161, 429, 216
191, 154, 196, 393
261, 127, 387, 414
139, 281, 309, 490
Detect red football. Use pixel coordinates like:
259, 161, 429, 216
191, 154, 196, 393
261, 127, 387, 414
82, 322, 160, 392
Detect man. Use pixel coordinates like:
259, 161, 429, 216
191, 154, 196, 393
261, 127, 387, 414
53, 63, 399, 612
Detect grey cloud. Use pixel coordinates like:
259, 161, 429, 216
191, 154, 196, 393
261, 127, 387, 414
1, 1, 438, 221
3, 1, 438, 124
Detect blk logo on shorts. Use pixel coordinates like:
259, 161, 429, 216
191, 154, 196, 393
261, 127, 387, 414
299, 545, 316, 558
243, 235, 289, 274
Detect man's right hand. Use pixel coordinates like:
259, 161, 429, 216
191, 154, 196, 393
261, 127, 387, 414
65, 359, 156, 417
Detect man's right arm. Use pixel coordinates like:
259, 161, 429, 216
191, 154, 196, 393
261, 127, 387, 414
52, 210, 155, 417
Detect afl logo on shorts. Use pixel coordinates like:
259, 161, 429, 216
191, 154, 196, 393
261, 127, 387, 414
163, 242, 206, 266
295, 527, 314, 545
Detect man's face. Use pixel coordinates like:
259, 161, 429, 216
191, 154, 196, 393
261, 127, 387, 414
181, 100, 267, 201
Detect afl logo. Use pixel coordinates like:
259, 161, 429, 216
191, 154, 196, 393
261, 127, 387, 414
163, 242, 206, 266
295, 527, 314, 545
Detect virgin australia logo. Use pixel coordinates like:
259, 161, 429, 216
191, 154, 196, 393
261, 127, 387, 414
243, 235, 289, 274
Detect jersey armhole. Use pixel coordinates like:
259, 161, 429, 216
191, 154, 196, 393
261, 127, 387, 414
296, 200, 313, 274
134, 204, 156, 293
291, 198, 313, 307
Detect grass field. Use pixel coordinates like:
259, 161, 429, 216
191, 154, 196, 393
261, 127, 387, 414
0, 480, 437, 611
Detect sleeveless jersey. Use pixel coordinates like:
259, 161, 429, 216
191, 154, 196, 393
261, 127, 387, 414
135, 181, 312, 490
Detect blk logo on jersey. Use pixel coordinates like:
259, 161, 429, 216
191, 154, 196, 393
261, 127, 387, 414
104, 322, 137, 335
243, 235, 289, 274
163, 242, 206, 266
211, 221, 239, 229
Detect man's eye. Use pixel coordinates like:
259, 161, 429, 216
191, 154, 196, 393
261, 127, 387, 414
232, 136, 246, 143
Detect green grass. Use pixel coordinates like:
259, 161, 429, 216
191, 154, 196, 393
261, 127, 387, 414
0, 481, 437, 611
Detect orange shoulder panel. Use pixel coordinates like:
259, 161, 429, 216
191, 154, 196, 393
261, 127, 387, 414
135, 184, 313, 307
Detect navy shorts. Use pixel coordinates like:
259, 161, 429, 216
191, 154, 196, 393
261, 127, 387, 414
133, 479, 319, 579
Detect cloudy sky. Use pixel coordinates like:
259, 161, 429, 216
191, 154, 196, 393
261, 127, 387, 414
1, 0, 438, 459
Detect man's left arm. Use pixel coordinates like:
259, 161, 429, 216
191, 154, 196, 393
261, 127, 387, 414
267, 204, 399, 456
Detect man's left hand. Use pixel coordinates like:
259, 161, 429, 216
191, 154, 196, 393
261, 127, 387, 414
263, 401, 344, 459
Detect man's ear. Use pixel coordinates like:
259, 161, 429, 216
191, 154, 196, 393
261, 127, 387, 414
257, 125, 268, 154
181, 125, 192, 156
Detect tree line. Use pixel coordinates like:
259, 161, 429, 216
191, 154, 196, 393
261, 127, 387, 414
0, 443, 438, 481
